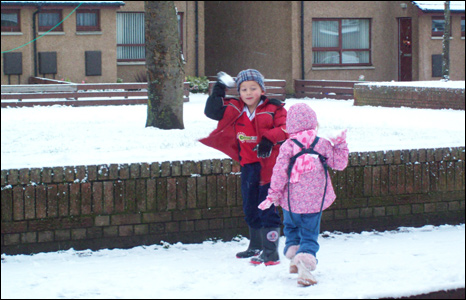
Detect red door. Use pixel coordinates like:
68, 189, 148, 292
398, 18, 412, 81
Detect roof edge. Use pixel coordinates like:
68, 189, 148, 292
0, 1, 125, 7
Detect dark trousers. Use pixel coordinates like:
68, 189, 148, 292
241, 162, 281, 229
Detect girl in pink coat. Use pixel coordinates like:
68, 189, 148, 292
259, 103, 348, 286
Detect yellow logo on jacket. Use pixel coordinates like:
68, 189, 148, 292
237, 132, 257, 143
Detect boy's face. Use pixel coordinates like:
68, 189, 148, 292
239, 80, 265, 112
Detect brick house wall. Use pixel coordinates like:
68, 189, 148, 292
1, 147, 465, 255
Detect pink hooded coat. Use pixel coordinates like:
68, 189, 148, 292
266, 103, 349, 214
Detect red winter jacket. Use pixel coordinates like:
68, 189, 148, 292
199, 95, 288, 185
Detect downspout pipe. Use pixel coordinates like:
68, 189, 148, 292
195, 1, 199, 77
32, 5, 42, 77
300, 1, 304, 80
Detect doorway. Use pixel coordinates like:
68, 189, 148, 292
398, 18, 412, 81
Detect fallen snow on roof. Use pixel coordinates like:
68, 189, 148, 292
412, 1, 465, 12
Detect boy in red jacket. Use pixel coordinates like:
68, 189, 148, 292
200, 69, 288, 265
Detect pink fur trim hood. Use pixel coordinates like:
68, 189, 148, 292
287, 103, 320, 183
286, 103, 318, 134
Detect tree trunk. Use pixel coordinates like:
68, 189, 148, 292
145, 1, 184, 129
442, 1, 450, 81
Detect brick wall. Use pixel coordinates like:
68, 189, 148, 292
354, 84, 465, 110
1, 147, 465, 255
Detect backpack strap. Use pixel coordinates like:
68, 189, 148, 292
286, 136, 329, 232
287, 137, 323, 178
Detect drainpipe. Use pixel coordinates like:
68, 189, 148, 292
300, 1, 304, 79
32, 5, 42, 77
195, 1, 199, 77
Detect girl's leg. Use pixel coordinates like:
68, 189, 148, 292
293, 213, 321, 287
282, 209, 301, 255
296, 212, 321, 257
282, 210, 301, 273
295, 253, 318, 286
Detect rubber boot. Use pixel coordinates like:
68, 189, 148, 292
294, 253, 317, 287
285, 245, 300, 274
250, 227, 280, 266
236, 227, 262, 258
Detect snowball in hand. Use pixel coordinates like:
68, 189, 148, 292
217, 71, 236, 88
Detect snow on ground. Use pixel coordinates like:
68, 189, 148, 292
1, 90, 465, 298
1, 92, 465, 170
1, 224, 464, 299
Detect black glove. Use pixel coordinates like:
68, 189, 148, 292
255, 137, 274, 158
211, 81, 226, 98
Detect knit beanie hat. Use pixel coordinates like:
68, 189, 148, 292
235, 69, 266, 92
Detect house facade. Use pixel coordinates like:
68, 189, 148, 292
2, 1, 124, 84
1, 1, 205, 85
204, 1, 465, 93
2, 1, 464, 93
414, 1, 465, 80
115, 1, 205, 83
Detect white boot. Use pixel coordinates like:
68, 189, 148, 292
285, 245, 299, 274
294, 253, 317, 287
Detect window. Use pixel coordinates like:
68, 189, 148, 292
312, 19, 371, 66
117, 12, 145, 61
76, 9, 100, 31
1, 9, 20, 32
116, 11, 184, 62
461, 16, 465, 37
38, 10, 63, 32
431, 16, 452, 37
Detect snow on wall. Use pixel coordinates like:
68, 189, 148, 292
354, 81, 465, 110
